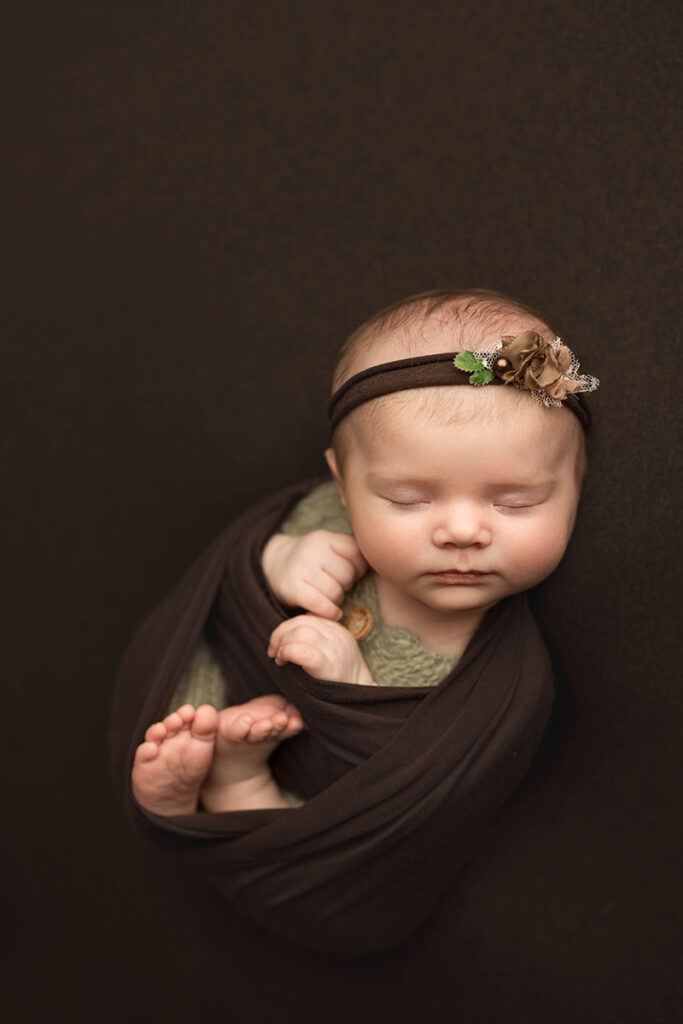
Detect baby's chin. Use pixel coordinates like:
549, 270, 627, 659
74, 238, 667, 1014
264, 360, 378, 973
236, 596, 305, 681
417, 583, 507, 614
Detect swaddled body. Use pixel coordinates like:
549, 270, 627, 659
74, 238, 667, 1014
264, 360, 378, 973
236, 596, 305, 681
115, 289, 597, 952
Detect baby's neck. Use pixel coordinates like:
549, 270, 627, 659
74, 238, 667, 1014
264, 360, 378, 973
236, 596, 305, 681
372, 573, 495, 656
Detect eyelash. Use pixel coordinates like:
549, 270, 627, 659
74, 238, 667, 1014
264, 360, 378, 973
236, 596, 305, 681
494, 504, 536, 514
387, 499, 428, 509
386, 499, 538, 513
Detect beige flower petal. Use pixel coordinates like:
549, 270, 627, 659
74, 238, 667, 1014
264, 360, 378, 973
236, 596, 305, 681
497, 331, 581, 401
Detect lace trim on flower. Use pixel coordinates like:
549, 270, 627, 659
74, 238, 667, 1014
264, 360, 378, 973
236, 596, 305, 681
454, 331, 599, 408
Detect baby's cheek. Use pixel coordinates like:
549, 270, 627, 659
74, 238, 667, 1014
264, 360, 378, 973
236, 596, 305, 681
360, 541, 404, 578
510, 523, 571, 584
353, 521, 404, 568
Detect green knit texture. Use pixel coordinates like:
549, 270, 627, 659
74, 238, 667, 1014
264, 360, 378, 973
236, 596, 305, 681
340, 575, 458, 687
279, 479, 354, 537
166, 633, 228, 716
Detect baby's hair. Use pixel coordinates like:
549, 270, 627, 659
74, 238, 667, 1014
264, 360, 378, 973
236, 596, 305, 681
330, 287, 587, 488
331, 287, 560, 390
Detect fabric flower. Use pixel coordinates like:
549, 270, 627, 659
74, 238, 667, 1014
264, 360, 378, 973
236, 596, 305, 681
493, 331, 582, 401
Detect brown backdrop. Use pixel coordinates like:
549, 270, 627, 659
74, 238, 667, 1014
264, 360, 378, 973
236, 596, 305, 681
4, 2, 681, 1021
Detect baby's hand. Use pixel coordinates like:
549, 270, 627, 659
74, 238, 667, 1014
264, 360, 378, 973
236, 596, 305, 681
267, 614, 376, 686
261, 531, 368, 620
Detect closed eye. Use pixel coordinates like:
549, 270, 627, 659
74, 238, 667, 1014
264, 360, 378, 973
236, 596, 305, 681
494, 503, 538, 514
385, 497, 430, 508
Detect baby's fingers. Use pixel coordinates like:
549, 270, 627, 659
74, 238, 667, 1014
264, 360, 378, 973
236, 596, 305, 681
268, 616, 321, 658
294, 580, 343, 620
329, 535, 368, 582
273, 641, 327, 677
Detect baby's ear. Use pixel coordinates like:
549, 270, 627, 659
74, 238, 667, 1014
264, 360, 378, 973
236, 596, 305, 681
324, 448, 346, 506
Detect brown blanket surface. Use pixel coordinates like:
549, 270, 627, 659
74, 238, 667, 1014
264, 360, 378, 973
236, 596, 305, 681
110, 478, 555, 955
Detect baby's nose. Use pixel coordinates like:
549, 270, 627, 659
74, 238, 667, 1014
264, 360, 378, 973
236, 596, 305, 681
432, 505, 491, 546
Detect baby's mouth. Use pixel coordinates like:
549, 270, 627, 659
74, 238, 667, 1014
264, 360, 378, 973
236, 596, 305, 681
431, 568, 488, 575
429, 569, 490, 580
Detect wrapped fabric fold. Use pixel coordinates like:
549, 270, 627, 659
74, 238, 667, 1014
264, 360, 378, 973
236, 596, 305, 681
110, 478, 555, 955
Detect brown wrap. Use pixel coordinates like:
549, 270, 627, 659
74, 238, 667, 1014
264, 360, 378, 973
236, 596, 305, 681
110, 478, 555, 955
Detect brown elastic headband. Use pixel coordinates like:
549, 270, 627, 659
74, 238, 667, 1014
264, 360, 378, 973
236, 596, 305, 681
327, 352, 592, 433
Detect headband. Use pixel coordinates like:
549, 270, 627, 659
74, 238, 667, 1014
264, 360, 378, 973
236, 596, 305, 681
328, 331, 599, 433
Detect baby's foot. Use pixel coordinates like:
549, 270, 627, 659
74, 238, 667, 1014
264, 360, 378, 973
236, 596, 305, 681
199, 695, 304, 812
131, 703, 218, 816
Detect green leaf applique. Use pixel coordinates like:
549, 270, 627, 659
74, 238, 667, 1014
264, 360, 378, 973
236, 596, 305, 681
454, 351, 494, 385
454, 351, 482, 371
469, 367, 494, 386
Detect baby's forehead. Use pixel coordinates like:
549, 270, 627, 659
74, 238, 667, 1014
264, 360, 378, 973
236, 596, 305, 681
349, 384, 578, 461
355, 381, 548, 427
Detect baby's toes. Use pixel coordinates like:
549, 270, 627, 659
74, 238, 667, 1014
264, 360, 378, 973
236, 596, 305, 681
174, 704, 196, 726
144, 721, 167, 744
269, 710, 289, 731
246, 717, 282, 743
191, 704, 218, 740
162, 710, 187, 736
134, 740, 160, 765
284, 702, 304, 722
282, 713, 305, 737
262, 711, 293, 740
282, 703, 305, 734
221, 711, 254, 743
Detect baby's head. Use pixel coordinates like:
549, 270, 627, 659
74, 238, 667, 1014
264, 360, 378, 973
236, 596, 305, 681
324, 289, 595, 621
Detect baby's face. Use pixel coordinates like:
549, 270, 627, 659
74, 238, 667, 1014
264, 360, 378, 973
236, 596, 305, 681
327, 388, 581, 624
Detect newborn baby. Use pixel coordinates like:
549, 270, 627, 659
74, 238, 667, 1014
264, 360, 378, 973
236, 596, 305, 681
130, 287, 597, 818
